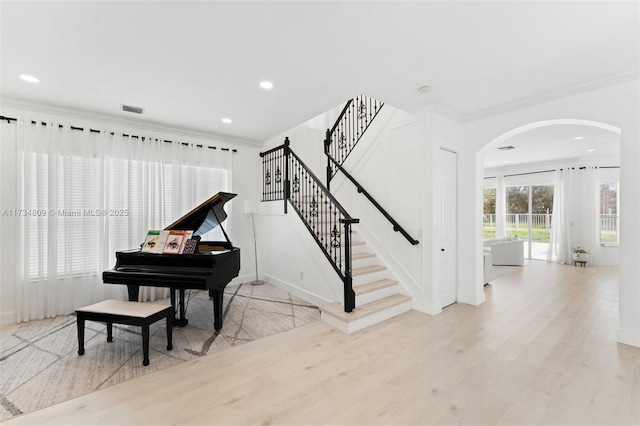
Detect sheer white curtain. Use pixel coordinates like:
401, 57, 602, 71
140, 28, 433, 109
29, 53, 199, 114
14, 121, 120, 321
547, 166, 602, 264
10, 119, 232, 323
547, 168, 573, 263
495, 175, 507, 238
583, 166, 601, 265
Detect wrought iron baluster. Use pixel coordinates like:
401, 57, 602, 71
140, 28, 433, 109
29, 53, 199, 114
262, 138, 359, 313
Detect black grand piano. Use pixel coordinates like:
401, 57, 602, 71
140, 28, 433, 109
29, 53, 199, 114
103, 192, 240, 331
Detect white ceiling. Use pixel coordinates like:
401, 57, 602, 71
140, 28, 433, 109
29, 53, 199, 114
482, 124, 621, 169
1, 1, 639, 147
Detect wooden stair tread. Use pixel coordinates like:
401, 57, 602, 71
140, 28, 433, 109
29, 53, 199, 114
354, 279, 398, 295
321, 294, 411, 322
352, 265, 385, 276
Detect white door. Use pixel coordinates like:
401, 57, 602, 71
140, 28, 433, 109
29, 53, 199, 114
439, 148, 457, 307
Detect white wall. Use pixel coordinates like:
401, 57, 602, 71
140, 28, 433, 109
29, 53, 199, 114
464, 78, 640, 347
333, 107, 431, 310
259, 200, 342, 306
0, 103, 263, 324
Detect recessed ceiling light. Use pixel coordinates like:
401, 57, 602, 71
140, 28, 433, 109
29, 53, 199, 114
418, 85, 431, 94
259, 81, 274, 90
587, 149, 596, 152
221, 118, 232, 124
19, 74, 39, 83
573, 136, 584, 140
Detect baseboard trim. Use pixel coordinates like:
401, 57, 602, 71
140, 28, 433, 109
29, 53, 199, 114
229, 274, 260, 287
263, 274, 332, 308
618, 325, 640, 348
411, 299, 442, 316
457, 289, 486, 306
0, 311, 16, 325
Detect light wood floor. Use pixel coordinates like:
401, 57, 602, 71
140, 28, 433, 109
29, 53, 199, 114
4, 261, 639, 425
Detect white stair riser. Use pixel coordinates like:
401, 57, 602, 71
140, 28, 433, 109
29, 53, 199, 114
356, 284, 399, 305
321, 300, 411, 334
352, 255, 377, 269
352, 269, 387, 286
351, 242, 368, 254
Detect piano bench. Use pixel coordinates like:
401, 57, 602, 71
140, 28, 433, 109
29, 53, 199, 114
76, 299, 173, 366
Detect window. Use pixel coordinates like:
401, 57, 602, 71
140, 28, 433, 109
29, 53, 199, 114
23, 155, 228, 281
483, 188, 496, 239
173, 164, 228, 242
505, 184, 554, 260
600, 181, 619, 244
22, 154, 103, 279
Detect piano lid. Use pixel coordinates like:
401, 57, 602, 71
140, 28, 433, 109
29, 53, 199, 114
165, 192, 237, 237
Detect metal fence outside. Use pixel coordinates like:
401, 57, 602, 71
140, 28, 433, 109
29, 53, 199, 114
483, 214, 619, 233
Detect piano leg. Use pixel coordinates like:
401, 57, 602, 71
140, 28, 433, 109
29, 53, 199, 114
170, 288, 189, 327
127, 284, 140, 302
210, 288, 224, 332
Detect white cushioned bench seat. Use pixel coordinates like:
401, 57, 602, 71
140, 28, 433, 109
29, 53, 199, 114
76, 299, 173, 366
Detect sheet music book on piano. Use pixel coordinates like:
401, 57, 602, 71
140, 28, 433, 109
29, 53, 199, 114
162, 230, 185, 254
140, 230, 160, 253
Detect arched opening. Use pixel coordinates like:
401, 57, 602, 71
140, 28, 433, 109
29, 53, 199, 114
478, 118, 621, 273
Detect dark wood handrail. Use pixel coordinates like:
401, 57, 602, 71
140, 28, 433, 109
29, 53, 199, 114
288, 149, 356, 223
328, 99, 354, 136
324, 96, 385, 188
259, 143, 287, 157
328, 156, 419, 246
260, 138, 358, 312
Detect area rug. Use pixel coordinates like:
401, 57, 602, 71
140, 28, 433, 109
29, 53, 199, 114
0, 283, 320, 421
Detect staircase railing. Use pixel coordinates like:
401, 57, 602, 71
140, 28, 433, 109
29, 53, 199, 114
325, 95, 384, 181
260, 137, 359, 312
328, 157, 419, 246
324, 95, 419, 246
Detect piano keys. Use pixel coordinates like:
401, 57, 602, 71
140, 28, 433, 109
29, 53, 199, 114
102, 192, 240, 331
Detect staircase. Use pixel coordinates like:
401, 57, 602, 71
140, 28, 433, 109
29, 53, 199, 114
259, 95, 415, 334
320, 232, 411, 333
298, 193, 412, 333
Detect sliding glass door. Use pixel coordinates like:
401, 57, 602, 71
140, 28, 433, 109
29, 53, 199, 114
506, 185, 554, 260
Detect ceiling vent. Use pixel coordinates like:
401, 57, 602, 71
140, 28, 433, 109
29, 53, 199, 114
498, 145, 515, 151
121, 104, 144, 115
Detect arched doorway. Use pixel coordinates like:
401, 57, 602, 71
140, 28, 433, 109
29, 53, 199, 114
478, 119, 621, 264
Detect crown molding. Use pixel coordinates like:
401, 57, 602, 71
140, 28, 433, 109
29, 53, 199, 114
432, 104, 466, 123
463, 68, 640, 123
0, 97, 263, 149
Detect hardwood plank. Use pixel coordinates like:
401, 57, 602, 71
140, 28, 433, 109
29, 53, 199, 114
4, 262, 639, 426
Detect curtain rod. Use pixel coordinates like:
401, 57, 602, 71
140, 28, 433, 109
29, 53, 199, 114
484, 169, 555, 179
484, 165, 620, 179
0, 115, 238, 153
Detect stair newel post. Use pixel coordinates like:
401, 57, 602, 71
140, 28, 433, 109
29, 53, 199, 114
342, 217, 359, 313
324, 129, 332, 191
283, 137, 290, 214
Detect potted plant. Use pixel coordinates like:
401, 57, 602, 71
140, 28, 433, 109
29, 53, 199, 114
572, 246, 590, 262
